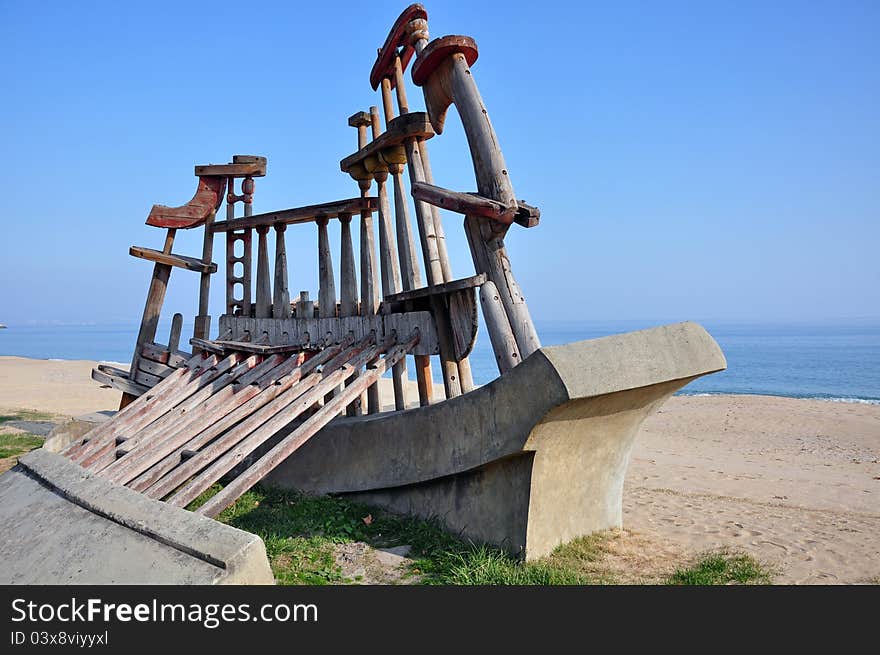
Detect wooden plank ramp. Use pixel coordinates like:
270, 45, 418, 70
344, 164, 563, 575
63, 330, 420, 517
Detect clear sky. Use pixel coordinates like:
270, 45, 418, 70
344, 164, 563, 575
1, 0, 877, 325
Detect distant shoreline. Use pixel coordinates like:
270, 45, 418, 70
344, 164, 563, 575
0, 354, 877, 406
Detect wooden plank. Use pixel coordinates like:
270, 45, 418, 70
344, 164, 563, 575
138, 358, 176, 379
96, 354, 260, 473
339, 113, 435, 173
139, 342, 170, 364
131, 340, 353, 495
67, 352, 207, 458
411, 181, 515, 222
211, 197, 377, 233
71, 354, 216, 466
129, 246, 217, 273
91, 366, 150, 397
164, 337, 384, 508
384, 274, 486, 304
193, 334, 419, 517
102, 355, 276, 485
132, 368, 163, 388
194, 160, 267, 178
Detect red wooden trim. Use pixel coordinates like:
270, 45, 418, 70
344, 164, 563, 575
145, 176, 226, 229
369, 3, 427, 90
412, 35, 478, 86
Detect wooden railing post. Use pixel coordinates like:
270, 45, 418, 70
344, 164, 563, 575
273, 224, 291, 318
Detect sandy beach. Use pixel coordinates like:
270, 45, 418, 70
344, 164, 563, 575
1, 355, 877, 584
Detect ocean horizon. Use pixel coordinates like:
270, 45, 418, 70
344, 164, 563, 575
1, 318, 878, 405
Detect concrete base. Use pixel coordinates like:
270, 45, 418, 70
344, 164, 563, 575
0, 450, 274, 584
266, 322, 726, 559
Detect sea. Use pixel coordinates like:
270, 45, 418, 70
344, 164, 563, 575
1, 319, 878, 404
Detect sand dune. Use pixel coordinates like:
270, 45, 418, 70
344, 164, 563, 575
1, 356, 877, 583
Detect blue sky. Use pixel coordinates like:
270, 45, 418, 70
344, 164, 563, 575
1, 0, 877, 325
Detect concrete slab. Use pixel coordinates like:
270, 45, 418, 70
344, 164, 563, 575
0, 449, 273, 584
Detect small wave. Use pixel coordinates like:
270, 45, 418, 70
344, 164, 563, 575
817, 397, 880, 405
677, 390, 880, 405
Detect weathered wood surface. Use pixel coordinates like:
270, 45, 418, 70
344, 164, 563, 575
129, 246, 217, 273
129, 229, 176, 390
273, 224, 291, 319
255, 226, 272, 318
340, 113, 434, 174
384, 273, 486, 304
369, 2, 426, 90
131, 340, 352, 495
193, 332, 419, 517
146, 176, 226, 229
91, 365, 150, 397
411, 35, 479, 87
226, 230, 252, 316
217, 312, 440, 356
156, 335, 377, 507
317, 218, 337, 319
410, 181, 515, 222
479, 280, 520, 373
211, 198, 377, 233
193, 158, 267, 178
339, 214, 358, 317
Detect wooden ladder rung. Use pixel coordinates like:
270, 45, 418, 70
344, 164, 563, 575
129, 246, 218, 273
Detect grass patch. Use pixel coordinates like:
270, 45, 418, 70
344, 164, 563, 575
0, 432, 44, 459
666, 550, 772, 585
207, 484, 773, 586
0, 409, 56, 425
211, 485, 614, 585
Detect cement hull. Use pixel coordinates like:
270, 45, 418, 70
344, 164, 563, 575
266, 322, 726, 558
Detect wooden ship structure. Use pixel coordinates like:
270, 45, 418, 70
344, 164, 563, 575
62, 5, 725, 557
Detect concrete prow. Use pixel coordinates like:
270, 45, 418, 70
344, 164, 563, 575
266, 321, 726, 558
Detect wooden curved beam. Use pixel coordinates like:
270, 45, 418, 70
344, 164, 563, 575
369, 3, 427, 90
145, 176, 226, 229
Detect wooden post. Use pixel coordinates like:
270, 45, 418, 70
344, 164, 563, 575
128, 227, 176, 400
194, 201, 216, 341
273, 224, 291, 318
255, 225, 272, 318
389, 53, 462, 399
479, 281, 519, 374
339, 213, 358, 317
379, 75, 431, 406
168, 313, 183, 354
411, 31, 541, 360
298, 290, 314, 319
369, 106, 407, 411
316, 217, 337, 318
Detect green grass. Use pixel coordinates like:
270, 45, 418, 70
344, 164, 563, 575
205, 484, 773, 586
0, 432, 44, 459
666, 550, 772, 585
0, 410, 54, 461
207, 485, 611, 585
0, 409, 56, 425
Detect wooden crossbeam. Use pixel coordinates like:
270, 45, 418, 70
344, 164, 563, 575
210, 198, 377, 233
